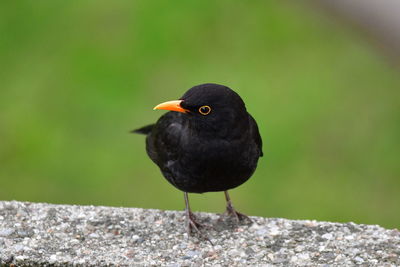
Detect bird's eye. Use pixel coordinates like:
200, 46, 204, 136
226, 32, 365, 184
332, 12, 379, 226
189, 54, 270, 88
198, 105, 211, 115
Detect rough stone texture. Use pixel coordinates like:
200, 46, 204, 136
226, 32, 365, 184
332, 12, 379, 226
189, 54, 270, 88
0, 201, 399, 266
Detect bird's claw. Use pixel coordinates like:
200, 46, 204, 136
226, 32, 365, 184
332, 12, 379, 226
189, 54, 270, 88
186, 211, 213, 245
224, 202, 253, 224
186, 211, 203, 234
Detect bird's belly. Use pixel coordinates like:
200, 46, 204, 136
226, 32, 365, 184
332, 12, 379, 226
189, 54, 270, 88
167, 144, 259, 193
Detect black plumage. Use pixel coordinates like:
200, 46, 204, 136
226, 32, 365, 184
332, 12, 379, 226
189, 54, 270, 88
133, 83, 263, 235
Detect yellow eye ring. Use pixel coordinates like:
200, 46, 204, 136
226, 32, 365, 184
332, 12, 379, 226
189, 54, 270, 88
198, 105, 211, 115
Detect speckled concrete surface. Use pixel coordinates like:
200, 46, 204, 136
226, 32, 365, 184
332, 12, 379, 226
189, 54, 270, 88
0, 201, 399, 266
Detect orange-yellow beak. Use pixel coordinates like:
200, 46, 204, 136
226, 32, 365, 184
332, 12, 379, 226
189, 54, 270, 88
153, 100, 189, 113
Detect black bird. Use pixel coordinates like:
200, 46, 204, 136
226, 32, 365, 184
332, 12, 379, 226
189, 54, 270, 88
133, 83, 263, 235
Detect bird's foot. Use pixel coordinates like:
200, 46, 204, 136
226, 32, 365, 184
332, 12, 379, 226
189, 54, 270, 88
186, 211, 203, 234
224, 202, 253, 224
185, 211, 213, 245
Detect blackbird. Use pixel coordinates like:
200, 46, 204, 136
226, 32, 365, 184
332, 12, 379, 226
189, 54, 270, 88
133, 83, 263, 235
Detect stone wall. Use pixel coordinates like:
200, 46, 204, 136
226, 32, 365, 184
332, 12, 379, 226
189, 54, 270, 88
0, 201, 399, 266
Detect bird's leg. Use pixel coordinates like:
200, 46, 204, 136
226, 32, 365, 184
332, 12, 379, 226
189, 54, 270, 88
184, 192, 203, 235
224, 191, 252, 223
184, 192, 214, 244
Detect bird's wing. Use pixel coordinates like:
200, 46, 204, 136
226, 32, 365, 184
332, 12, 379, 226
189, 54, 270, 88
145, 112, 184, 166
249, 114, 263, 157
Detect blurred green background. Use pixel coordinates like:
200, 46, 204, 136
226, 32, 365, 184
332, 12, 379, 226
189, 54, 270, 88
1, 1, 399, 229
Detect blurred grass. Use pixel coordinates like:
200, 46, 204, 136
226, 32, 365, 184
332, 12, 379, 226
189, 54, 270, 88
0, 1, 399, 228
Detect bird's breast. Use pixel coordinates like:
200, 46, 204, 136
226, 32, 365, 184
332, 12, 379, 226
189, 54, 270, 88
177, 136, 258, 185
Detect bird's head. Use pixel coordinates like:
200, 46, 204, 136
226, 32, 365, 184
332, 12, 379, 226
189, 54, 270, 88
154, 83, 248, 137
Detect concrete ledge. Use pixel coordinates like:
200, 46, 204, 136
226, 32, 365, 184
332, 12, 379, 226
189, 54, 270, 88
0, 201, 399, 266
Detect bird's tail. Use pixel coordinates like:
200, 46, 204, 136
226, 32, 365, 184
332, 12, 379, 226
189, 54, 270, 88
131, 124, 154, 135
